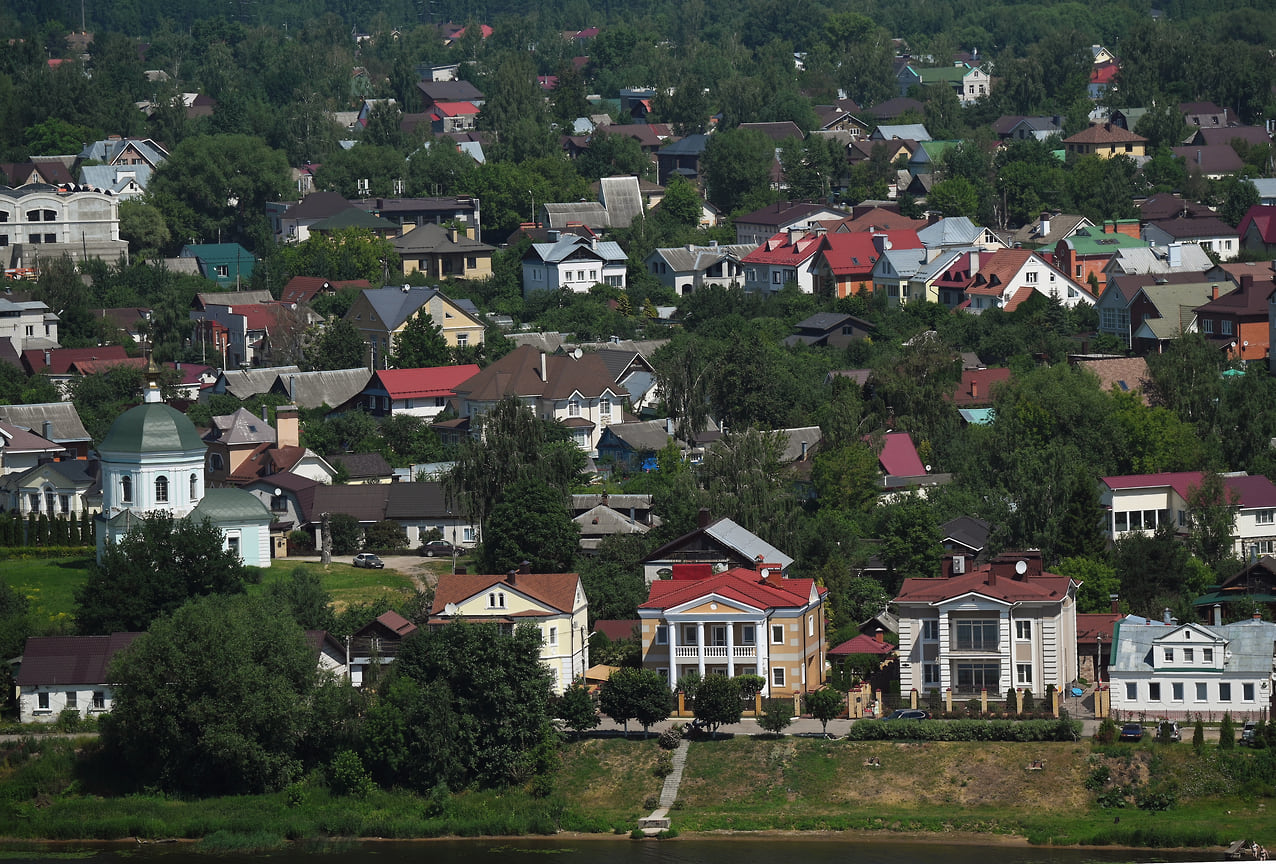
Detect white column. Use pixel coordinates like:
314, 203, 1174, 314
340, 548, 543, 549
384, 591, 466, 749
696, 622, 705, 678
669, 623, 677, 689
755, 617, 765, 679
726, 622, 734, 678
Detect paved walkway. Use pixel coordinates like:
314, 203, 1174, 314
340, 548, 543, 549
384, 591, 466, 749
639, 739, 689, 835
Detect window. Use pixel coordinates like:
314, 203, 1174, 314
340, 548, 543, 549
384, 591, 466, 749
37, 692, 49, 711
209, 453, 224, 472
741, 624, 755, 645
1172, 682, 1184, 701
214, 265, 229, 278
954, 662, 1000, 691
711, 625, 727, 647
605, 275, 623, 287
772, 667, 786, 688
590, 270, 597, 281
66, 691, 76, 709
92, 691, 105, 709
121, 476, 132, 503
463, 527, 476, 543
227, 535, 239, 557
1125, 682, 1137, 701
923, 663, 940, 685
1149, 682, 1161, 700
1025, 271, 1039, 284
1015, 621, 1031, 640
1204, 648, 1214, 663
954, 619, 999, 651
1164, 648, 1173, 663
808, 614, 814, 637
456, 332, 468, 347
191, 473, 199, 500
59, 495, 68, 514
1184, 648, 1194, 663
27, 492, 38, 512
568, 400, 581, 417
1221, 319, 1234, 336
1195, 682, 1207, 701
655, 625, 668, 645
487, 592, 506, 608
467, 256, 477, 269
24, 325, 32, 336
1220, 682, 1232, 701
548, 626, 558, 647
684, 625, 699, 645
45, 490, 54, 513
921, 619, 940, 640
1257, 510, 1276, 525
600, 398, 611, 419
43, 233, 54, 244
1201, 318, 1214, 334
1245, 683, 1256, 701
154, 475, 169, 503
771, 624, 785, 644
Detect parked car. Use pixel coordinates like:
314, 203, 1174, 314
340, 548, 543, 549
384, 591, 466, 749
1119, 723, 1144, 742
1241, 721, 1259, 746
419, 540, 458, 557
885, 709, 929, 720
1157, 720, 1181, 742
353, 553, 385, 569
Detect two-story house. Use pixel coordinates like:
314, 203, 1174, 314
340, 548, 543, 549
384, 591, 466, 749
741, 229, 824, 294
429, 567, 590, 694
643, 243, 755, 296
961, 249, 1096, 314
344, 286, 486, 369
813, 229, 923, 299
521, 233, 628, 295
1194, 274, 1275, 362
0, 184, 129, 270
895, 551, 1080, 698
638, 561, 827, 695
735, 202, 848, 247
356, 365, 480, 419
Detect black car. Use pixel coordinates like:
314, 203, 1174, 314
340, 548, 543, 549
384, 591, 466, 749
885, 709, 929, 720
1119, 723, 1144, 742
419, 540, 458, 557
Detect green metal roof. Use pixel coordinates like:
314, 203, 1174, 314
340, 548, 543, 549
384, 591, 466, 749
98, 403, 206, 455
189, 488, 272, 524
1065, 229, 1148, 255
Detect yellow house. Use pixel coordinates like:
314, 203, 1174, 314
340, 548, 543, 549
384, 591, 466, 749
391, 223, 495, 280
637, 562, 827, 696
428, 569, 590, 694
344, 285, 486, 368
1063, 123, 1147, 159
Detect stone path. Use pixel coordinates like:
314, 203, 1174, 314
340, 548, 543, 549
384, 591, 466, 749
638, 738, 688, 835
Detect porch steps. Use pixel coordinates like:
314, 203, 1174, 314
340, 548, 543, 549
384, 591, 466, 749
639, 739, 689, 835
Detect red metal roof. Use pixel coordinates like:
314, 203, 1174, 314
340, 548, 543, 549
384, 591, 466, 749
372, 365, 481, 400
641, 565, 821, 612
872, 431, 926, 477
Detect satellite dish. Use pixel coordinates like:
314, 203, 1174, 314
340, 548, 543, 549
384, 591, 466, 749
572, 348, 583, 359
444, 602, 459, 616
1015, 560, 1028, 575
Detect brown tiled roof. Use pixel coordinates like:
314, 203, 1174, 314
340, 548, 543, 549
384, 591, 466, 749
456, 343, 626, 402
1073, 356, 1150, 402
895, 555, 1073, 604
16, 633, 142, 685
1064, 123, 1146, 145
430, 572, 582, 616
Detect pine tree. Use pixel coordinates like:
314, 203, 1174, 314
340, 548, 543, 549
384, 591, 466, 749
1193, 719, 1205, 754
1220, 712, 1236, 750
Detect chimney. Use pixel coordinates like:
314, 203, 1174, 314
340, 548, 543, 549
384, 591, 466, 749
1039, 212, 1051, 237
666, 417, 673, 435
261, 405, 269, 423
275, 405, 300, 448
506, 569, 517, 586
754, 554, 765, 571
1110, 594, 1120, 615
800, 440, 809, 460
1163, 608, 1173, 625
1197, 149, 1202, 165
1253, 610, 1263, 621
519, 559, 532, 575
1168, 243, 1182, 268
43, 349, 51, 366
1242, 274, 1254, 292
988, 567, 997, 586
42, 420, 52, 439
540, 352, 547, 383
871, 233, 891, 254
875, 628, 885, 644
968, 250, 980, 274
970, 380, 978, 400
1214, 603, 1223, 626
1212, 284, 1219, 300
698, 507, 712, 528
288, 374, 297, 402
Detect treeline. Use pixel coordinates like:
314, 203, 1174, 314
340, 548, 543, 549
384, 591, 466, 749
0, 510, 95, 548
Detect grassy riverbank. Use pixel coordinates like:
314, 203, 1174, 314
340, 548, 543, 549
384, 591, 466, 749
4, 734, 1276, 849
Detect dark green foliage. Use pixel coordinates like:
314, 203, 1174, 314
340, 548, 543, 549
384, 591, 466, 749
599, 666, 672, 734
692, 673, 744, 734
75, 512, 249, 635
328, 513, 363, 555
846, 718, 1083, 741
1220, 713, 1236, 750
387, 313, 451, 370
805, 688, 843, 734
308, 318, 366, 372
577, 533, 652, 622
1193, 719, 1206, 753
556, 680, 600, 736
1095, 717, 1119, 745
327, 750, 374, 798
481, 477, 579, 574
758, 698, 794, 735
264, 568, 336, 631
363, 520, 409, 552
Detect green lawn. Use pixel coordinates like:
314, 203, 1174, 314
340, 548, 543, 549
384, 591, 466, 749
250, 559, 419, 610
4, 555, 94, 631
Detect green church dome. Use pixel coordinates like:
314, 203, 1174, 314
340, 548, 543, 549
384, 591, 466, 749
98, 402, 206, 455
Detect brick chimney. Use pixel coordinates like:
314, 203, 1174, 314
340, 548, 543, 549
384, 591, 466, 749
754, 554, 765, 571
1110, 594, 1120, 615
275, 405, 300, 448
698, 507, 712, 528
969, 380, 978, 400
519, 559, 532, 575
506, 569, 517, 586
874, 628, 885, 644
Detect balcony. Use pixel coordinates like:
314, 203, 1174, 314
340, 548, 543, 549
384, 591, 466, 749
673, 645, 757, 660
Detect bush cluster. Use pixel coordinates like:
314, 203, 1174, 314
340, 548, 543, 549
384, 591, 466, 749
846, 718, 1081, 742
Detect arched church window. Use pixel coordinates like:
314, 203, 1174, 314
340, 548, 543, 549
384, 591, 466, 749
190, 473, 198, 499
121, 476, 132, 503
155, 475, 169, 503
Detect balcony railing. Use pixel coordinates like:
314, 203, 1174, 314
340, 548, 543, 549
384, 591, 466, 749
673, 645, 758, 660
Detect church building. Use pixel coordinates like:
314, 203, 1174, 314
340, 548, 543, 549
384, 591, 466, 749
94, 365, 273, 567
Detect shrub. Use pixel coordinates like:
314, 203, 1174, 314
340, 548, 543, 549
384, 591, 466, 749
1136, 784, 1178, 811
287, 530, 314, 554
1220, 713, 1236, 750
657, 727, 682, 750
1193, 719, 1205, 753
54, 708, 82, 732
1094, 717, 1118, 745
653, 752, 673, 778
1085, 765, 1111, 790
364, 519, 409, 551
758, 698, 794, 736
327, 750, 374, 798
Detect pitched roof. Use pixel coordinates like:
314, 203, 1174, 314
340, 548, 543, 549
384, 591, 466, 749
357, 285, 477, 333
738, 121, 804, 142
0, 420, 64, 454
643, 516, 795, 572
600, 419, 675, 452
940, 515, 991, 552
271, 368, 373, 409
300, 483, 390, 523
818, 229, 923, 276
219, 365, 301, 400
280, 276, 371, 305
16, 633, 142, 685
1195, 276, 1276, 318
329, 452, 394, 479
207, 407, 275, 445
456, 343, 627, 402
22, 345, 129, 375
918, 216, 988, 247
391, 223, 494, 255
651, 244, 757, 273
1111, 618, 1276, 676
0, 402, 91, 445
526, 233, 627, 264
1074, 356, 1150, 399
874, 431, 926, 476
1102, 471, 1276, 508
1138, 193, 1214, 222
1237, 205, 1276, 243
736, 201, 842, 228
950, 367, 1012, 406
384, 481, 450, 520
431, 572, 582, 617
895, 554, 1074, 605
369, 365, 480, 400
741, 230, 823, 266
1064, 123, 1146, 145
828, 634, 895, 656
640, 565, 820, 612
309, 208, 398, 233
1172, 145, 1245, 175
597, 176, 644, 228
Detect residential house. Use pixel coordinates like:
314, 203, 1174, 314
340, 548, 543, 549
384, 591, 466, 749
268, 368, 373, 411
950, 367, 1012, 410
345, 285, 485, 368
739, 121, 805, 144
306, 208, 400, 241
521, 234, 627, 296
0, 459, 99, 518
203, 407, 278, 483
1180, 101, 1232, 129
450, 343, 627, 454
637, 561, 827, 694
643, 243, 754, 296
0, 420, 65, 476
1099, 471, 1276, 558
79, 164, 151, 200
1237, 205, 1276, 257
208, 365, 301, 401
1186, 126, 1272, 149
641, 510, 794, 583
1194, 273, 1276, 361
179, 243, 255, 288
189, 302, 298, 369
581, 344, 661, 412
384, 480, 479, 548
416, 79, 484, 110
918, 216, 1006, 254
575, 503, 653, 553
895, 551, 1080, 698
1063, 123, 1147, 159
430, 567, 590, 694
279, 277, 371, 306
350, 196, 483, 241
0, 183, 128, 270
20, 345, 133, 390
741, 229, 824, 294
865, 97, 925, 122
940, 516, 992, 559
215, 406, 335, 489
1143, 216, 1241, 259
0, 296, 57, 353
813, 229, 923, 299
1071, 355, 1151, 403
1095, 272, 1214, 351
813, 104, 868, 137
1172, 145, 1245, 180
1089, 64, 1119, 99
870, 123, 932, 142
15, 633, 141, 723
996, 116, 1064, 142
782, 312, 875, 348
1138, 193, 1214, 224
595, 175, 645, 229
90, 307, 149, 347
961, 248, 1096, 314
822, 207, 927, 234
998, 212, 1092, 251
1054, 226, 1149, 295
347, 610, 417, 688
897, 63, 991, 105
540, 201, 609, 233
1102, 243, 1213, 280
274, 191, 354, 243
596, 419, 677, 470
0, 403, 92, 460
427, 100, 480, 134
356, 365, 480, 419
735, 202, 847, 247
1193, 556, 1276, 617
0, 159, 74, 189
392, 224, 494, 280
655, 134, 709, 185
1109, 615, 1276, 720
78, 137, 168, 171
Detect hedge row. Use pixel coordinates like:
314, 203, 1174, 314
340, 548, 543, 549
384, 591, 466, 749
846, 718, 1082, 741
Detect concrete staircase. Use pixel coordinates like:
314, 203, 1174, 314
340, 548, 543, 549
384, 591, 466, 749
639, 739, 689, 835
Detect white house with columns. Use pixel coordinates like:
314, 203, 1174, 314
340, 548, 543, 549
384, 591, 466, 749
637, 562, 827, 695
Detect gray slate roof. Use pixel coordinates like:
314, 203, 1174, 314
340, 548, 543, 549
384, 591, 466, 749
602, 420, 678, 452
651, 243, 756, 273
391, 223, 494, 255
705, 517, 794, 570
329, 452, 393, 479
543, 201, 610, 230
79, 164, 152, 194
919, 217, 987, 247
598, 176, 643, 228
219, 366, 301, 400
872, 124, 931, 141
271, 369, 372, 409
1112, 618, 1276, 675
189, 487, 273, 524
528, 235, 627, 265
0, 402, 91, 445
358, 286, 480, 332
208, 407, 276, 446
778, 426, 822, 463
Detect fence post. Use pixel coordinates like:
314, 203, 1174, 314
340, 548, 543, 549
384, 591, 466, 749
945, 687, 952, 714
910, 688, 918, 709
1016, 687, 1024, 714
980, 688, 988, 715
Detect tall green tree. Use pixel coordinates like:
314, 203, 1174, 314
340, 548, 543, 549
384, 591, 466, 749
387, 312, 451, 369
703, 127, 776, 214
309, 318, 367, 371
481, 477, 579, 574
599, 666, 672, 735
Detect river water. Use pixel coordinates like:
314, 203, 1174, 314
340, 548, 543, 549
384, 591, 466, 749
0, 839, 1218, 864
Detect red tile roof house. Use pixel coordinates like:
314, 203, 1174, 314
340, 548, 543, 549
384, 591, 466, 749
959, 249, 1096, 314
812, 229, 923, 298
1237, 205, 1276, 257
280, 276, 372, 305
734, 201, 848, 246
638, 562, 828, 696
894, 550, 1080, 699
741, 229, 825, 294
1099, 471, 1276, 557
1193, 273, 1276, 362
354, 365, 480, 419
15, 633, 141, 723
949, 367, 1013, 408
